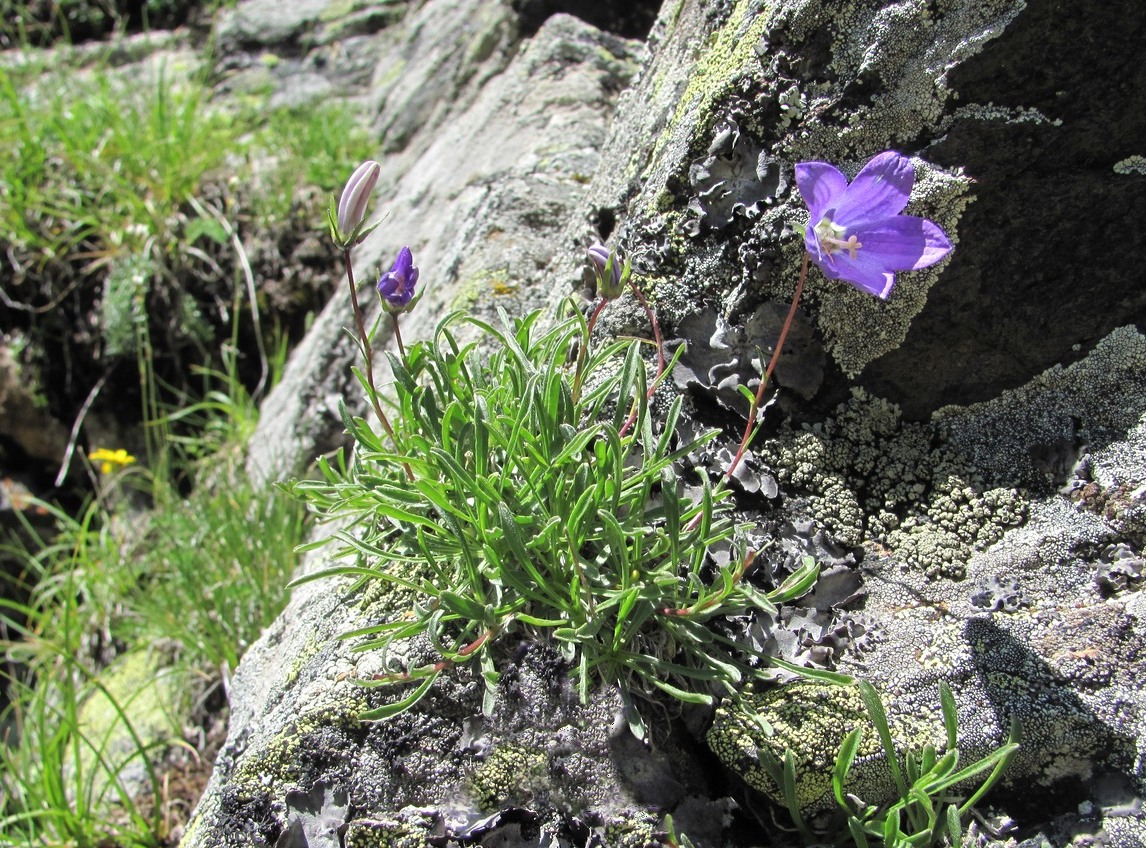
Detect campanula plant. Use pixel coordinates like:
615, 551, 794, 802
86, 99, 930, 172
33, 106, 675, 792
726, 151, 953, 477
290, 152, 955, 732
286, 163, 841, 735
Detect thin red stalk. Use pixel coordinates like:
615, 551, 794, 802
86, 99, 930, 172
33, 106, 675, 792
618, 280, 667, 439
374, 626, 498, 681
662, 549, 756, 616
343, 249, 414, 481
724, 251, 809, 481
629, 281, 666, 391
390, 313, 407, 359
571, 297, 609, 404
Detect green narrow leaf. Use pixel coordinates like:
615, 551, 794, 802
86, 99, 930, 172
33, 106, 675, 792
919, 743, 937, 776
780, 751, 811, 838
846, 816, 871, 848
881, 807, 903, 844
358, 673, 438, 720
857, 680, 908, 797
768, 555, 820, 604
939, 680, 959, 752
439, 590, 488, 622
650, 678, 713, 704
768, 657, 854, 685
944, 803, 962, 845
833, 727, 863, 809
611, 588, 640, 651
906, 751, 920, 786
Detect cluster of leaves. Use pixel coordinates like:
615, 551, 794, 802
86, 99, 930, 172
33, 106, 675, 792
289, 305, 820, 735
760, 680, 1020, 847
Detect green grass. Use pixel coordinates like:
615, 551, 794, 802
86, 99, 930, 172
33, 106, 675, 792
0, 36, 361, 844
0, 382, 306, 845
0, 53, 373, 440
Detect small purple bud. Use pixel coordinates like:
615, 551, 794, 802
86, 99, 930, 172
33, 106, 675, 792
378, 246, 420, 312
586, 242, 628, 299
337, 160, 381, 237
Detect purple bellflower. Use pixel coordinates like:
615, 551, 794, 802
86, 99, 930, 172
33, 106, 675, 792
586, 242, 630, 300
378, 246, 419, 312
796, 151, 952, 299
335, 160, 381, 247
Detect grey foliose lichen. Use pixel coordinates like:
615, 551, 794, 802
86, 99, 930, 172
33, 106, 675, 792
672, 302, 824, 417
970, 574, 1025, 612
1095, 543, 1144, 596
682, 117, 787, 236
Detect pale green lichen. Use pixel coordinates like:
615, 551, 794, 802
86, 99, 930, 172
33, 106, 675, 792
345, 809, 437, 848
285, 634, 323, 689
229, 695, 368, 797
468, 742, 548, 811
602, 811, 662, 848
1113, 155, 1146, 175
447, 267, 514, 313
936, 326, 1146, 489
707, 682, 941, 811
760, 388, 1027, 578
672, 1, 770, 139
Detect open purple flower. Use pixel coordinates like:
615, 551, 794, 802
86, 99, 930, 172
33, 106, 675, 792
796, 151, 952, 299
377, 246, 419, 312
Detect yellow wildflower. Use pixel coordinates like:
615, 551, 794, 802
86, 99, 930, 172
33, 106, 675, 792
88, 448, 136, 475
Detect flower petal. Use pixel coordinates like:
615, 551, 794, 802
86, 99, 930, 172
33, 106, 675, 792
812, 249, 896, 299
795, 161, 848, 225
830, 151, 914, 229
850, 216, 953, 272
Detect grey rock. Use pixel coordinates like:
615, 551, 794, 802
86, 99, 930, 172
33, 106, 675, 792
246, 6, 640, 486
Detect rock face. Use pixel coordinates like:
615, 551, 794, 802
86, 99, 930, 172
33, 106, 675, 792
188, 0, 1146, 846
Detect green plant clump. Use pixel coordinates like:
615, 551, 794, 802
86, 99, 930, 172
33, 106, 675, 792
289, 305, 821, 735
762, 680, 1021, 848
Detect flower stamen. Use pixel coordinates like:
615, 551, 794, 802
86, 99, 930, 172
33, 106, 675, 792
813, 217, 863, 262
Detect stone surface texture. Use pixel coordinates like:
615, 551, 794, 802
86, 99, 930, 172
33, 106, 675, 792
186, 0, 1146, 846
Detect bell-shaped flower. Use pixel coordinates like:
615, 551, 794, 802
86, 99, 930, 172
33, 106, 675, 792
332, 160, 381, 248
586, 242, 630, 300
377, 246, 420, 313
796, 151, 952, 299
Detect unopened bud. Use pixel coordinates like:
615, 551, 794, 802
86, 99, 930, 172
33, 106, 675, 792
378, 246, 420, 313
337, 160, 381, 239
586, 242, 630, 300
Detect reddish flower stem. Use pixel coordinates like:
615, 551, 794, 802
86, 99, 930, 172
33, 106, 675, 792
372, 625, 498, 682
343, 249, 414, 481
390, 313, 407, 359
662, 549, 757, 616
618, 279, 667, 438
724, 251, 809, 481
